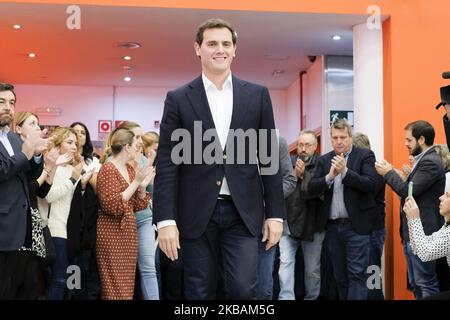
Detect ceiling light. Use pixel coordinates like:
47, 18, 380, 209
13, 24, 21, 29
28, 53, 36, 58
124, 76, 131, 82
123, 66, 134, 72
124, 56, 131, 61
272, 70, 285, 78
332, 35, 342, 41
35, 107, 62, 117
118, 42, 141, 49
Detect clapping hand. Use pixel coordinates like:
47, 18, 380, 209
331, 154, 347, 174
80, 169, 95, 190
295, 159, 305, 178
375, 159, 393, 177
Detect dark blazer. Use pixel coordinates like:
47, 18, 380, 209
308, 146, 378, 235
384, 146, 445, 242
286, 153, 326, 241
443, 115, 450, 151
67, 183, 98, 260
153, 75, 285, 239
0, 131, 42, 251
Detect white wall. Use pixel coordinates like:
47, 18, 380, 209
13, 84, 290, 143
15, 85, 116, 141
285, 78, 300, 145
268, 89, 287, 139
303, 56, 324, 135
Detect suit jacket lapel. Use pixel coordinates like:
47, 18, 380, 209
8, 131, 22, 155
229, 76, 249, 131
186, 75, 216, 131
409, 146, 435, 178
0, 139, 9, 157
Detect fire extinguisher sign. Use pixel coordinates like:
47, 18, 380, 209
98, 120, 112, 133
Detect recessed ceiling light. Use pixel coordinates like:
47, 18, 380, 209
123, 66, 134, 72
118, 42, 141, 49
124, 76, 131, 82
13, 24, 22, 29
124, 56, 131, 61
28, 53, 36, 58
332, 35, 342, 41
272, 69, 285, 78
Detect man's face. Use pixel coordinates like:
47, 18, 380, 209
297, 133, 317, 162
331, 127, 352, 155
194, 28, 236, 77
0, 90, 15, 127
405, 129, 422, 156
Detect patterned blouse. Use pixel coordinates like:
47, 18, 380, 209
407, 217, 450, 267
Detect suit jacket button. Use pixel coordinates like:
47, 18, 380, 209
216, 180, 222, 186
223, 154, 227, 160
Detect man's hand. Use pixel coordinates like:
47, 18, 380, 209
262, 219, 283, 251
294, 159, 305, 178
374, 160, 393, 177
331, 154, 346, 174
158, 225, 180, 261
403, 196, 420, 219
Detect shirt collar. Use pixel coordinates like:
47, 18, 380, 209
202, 72, 233, 92
0, 126, 10, 137
414, 145, 433, 162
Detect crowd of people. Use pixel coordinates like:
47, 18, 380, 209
1, 17, 450, 300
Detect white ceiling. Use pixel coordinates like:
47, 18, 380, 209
0, 3, 372, 89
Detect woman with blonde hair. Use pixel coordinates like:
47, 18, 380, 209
96, 127, 153, 299
43, 127, 93, 299
101, 122, 158, 299
13, 112, 70, 298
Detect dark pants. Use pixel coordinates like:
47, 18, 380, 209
326, 221, 370, 300
256, 236, 276, 300
71, 249, 101, 300
0, 250, 39, 300
47, 237, 69, 300
368, 228, 386, 300
156, 245, 185, 300
181, 199, 259, 300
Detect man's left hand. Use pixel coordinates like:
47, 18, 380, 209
262, 219, 283, 251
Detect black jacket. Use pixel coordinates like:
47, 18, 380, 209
309, 146, 379, 235
153, 75, 285, 239
67, 183, 98, 259
285, 153, 326, 241
384, 146, 445, 242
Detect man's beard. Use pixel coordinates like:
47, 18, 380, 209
410, 144, 422, 156
299, 153, 311, 162
0, 113, 12, 127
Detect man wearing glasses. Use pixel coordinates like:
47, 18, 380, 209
278, 130, 327, 300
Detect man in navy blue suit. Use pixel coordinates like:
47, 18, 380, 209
0, 83, 49, 299
153, 18, 285, 299
309, 119, 378, 300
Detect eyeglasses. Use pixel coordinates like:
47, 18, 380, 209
298, 143, 314, 149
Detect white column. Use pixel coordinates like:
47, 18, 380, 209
353, 23, 384, 160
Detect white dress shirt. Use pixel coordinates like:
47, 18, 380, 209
202, 72, 233, 196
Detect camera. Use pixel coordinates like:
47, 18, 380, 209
307, 55, 317, 63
